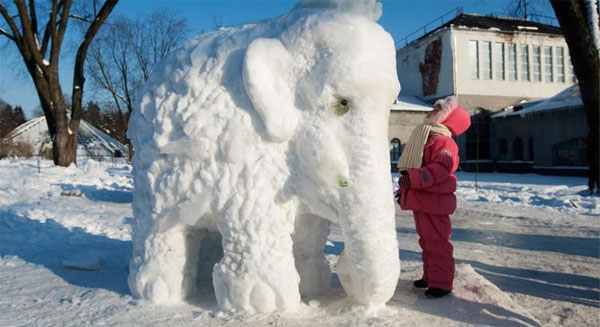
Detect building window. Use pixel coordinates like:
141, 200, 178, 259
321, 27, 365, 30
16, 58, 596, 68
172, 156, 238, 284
556, 47, 565, 83
528, 137, 534, 161
532, 45, 541, 82
508, 44, 517, 81
519, 44, 530, 81
390, 138, 402, 163
513, 137, 524, 160
543, 46, 553, 82
469, 40, 479, 79
552, 138, 587, 166
494, 42, 505, 80
499, 138, 508, 160
482, 41, 492, 80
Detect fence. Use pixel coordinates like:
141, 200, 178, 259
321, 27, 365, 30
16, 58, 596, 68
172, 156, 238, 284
395, 7, 463, 48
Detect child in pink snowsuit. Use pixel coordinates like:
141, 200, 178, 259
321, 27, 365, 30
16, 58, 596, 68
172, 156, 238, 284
396, 96, 471, 298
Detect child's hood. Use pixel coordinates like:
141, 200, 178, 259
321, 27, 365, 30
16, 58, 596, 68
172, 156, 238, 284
431, 96, 471, 136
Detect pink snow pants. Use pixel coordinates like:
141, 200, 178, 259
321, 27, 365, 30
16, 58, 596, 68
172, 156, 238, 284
413, 211, 455, 291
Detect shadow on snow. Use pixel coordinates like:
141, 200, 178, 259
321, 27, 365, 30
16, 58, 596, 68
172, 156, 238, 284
395, 227, 600, 308
326, 241, 543, 326
0, 209, 131, 295
397, 227, 599, 258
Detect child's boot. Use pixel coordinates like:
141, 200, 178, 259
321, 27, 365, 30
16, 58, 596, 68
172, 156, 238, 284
413, 279, 428, 289
425, 287, 451, 298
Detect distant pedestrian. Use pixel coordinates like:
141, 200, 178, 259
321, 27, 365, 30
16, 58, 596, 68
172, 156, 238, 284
396, 95, 471, 298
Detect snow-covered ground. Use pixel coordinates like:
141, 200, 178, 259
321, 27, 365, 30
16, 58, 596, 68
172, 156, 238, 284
1, 159, 598, 326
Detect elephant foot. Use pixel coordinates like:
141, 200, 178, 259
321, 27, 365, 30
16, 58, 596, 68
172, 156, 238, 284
129, 256, 189, 305
336, 247, 400, 309
128, 226, 197, 304
212, 257, 301, 313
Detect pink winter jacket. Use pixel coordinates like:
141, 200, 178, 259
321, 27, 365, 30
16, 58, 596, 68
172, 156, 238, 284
399, 102, 471, 216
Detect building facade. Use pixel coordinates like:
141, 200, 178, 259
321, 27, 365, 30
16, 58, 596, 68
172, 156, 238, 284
394, 13, 580, 173
491, 85, 587, 175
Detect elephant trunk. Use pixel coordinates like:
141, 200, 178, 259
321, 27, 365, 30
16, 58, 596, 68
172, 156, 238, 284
337, 113, 400, 308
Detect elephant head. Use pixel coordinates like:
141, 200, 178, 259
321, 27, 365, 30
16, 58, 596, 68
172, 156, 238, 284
243, 8, 401, 308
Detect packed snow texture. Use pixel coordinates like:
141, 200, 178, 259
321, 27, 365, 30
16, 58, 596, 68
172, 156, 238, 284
127, 0, 400, 313
1, 159, 598, 326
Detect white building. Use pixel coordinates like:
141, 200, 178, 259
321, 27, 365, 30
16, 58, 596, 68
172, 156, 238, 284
395, 13, 577, 170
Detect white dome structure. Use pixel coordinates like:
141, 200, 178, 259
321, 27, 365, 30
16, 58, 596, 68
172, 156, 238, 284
4, 117, 128, 159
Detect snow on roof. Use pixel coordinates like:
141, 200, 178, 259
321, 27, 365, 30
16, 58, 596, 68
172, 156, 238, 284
391, 96, 432, 112
446, 13, 562, 35
4, 116, 128, 157
400, 13, 562, 48
492, 84, 582, 118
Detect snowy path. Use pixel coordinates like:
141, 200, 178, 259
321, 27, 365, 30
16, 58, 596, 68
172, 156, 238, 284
0, 160, 598, 326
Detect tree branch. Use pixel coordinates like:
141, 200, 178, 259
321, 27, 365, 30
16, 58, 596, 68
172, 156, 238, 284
40, 0, 62, 57
70, 0, 119, 129
0, 27, 15, 41
69, 13, 93, 23
27, 0, 38, 46
14, 0, 46, 70
88, 45, 128, 104
0, 2, 23, 47
50, 0, 71, 66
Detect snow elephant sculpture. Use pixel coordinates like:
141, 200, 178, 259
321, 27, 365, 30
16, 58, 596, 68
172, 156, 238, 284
128, 0, 401, 313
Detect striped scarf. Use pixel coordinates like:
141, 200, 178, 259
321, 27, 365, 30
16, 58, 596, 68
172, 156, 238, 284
396, 121, 451, 171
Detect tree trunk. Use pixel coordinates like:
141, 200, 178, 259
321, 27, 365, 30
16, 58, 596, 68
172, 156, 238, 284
26, 60, 76, 167
550, 0, 600, 192
0, 0, 118, 167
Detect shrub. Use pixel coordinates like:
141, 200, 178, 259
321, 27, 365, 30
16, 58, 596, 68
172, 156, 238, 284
0, 139, 34, 158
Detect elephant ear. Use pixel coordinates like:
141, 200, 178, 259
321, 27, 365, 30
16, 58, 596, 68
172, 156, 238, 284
243, 38, 299, 142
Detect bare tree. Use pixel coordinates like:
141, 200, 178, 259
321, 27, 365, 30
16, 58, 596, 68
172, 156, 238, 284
87, 9, 187, 159
0, 0, 119, 166
504, 0, 554, 21
549, 0, 599, 193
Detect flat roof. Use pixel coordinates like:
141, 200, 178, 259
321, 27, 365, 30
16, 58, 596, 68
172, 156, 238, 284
391, 96, 432, 112
492, 84, 582, 118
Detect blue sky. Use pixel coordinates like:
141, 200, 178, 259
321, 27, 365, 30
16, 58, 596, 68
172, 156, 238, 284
0, 0, 555, 117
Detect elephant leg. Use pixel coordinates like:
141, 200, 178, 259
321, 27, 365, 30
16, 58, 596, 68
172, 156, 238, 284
336, 248, 353, 297
292, 213, 331, 298
128, 225, 200, 304
212, 202, 301, 313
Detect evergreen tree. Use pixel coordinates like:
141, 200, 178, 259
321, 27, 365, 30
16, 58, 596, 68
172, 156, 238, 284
82, 102, 103, 129
0, 105, 15, 137
12, 106, 27, 126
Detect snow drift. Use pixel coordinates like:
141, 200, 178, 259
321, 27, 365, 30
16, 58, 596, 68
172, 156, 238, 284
127, 0, 401, 313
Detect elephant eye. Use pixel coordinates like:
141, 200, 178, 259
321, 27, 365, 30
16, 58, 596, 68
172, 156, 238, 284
335, 98, 350, 116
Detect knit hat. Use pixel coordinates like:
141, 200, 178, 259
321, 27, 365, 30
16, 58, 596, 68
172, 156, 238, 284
428, 96, 471, 136
397, 96, 470, 171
